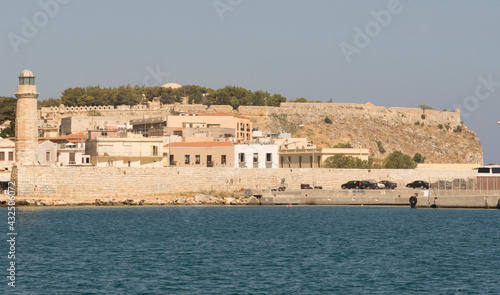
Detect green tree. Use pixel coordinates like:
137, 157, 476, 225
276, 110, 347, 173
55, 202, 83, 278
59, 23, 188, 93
413, 153, 426, 163
38, 98, 61, 109
323, 154, 372, 169
418, 105, 434, 111
0, 97, 16, 138
384, 151, 417, 169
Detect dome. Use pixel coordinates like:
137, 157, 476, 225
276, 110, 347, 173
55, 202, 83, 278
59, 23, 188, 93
19, 70, 34, 78
161, 83, 182, 89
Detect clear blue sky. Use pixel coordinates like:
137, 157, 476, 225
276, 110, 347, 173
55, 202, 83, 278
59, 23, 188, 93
1, 0, 499, 164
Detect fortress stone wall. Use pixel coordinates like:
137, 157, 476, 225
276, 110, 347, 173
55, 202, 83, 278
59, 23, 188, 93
13, 166, 477, 201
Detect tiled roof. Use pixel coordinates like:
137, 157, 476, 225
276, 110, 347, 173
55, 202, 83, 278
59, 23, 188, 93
169, 141, 233, 147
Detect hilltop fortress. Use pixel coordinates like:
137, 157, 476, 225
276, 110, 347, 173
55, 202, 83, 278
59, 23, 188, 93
39, 100, 483, 164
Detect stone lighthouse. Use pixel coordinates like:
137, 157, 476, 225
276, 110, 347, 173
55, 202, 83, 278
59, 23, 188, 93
15, 70, 39, 166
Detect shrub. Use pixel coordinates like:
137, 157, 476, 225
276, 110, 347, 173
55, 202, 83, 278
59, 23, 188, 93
421, 114, 426, 120
376, 141, 386, 154
334, 142, 353, 148
414, 121, 420, 126
453, 125, 462, 133
438, 124, 444, 130
413, 153, 426, 163
324, 117, 332, 124
384, 151, 417, 169
323, 154, 372, 169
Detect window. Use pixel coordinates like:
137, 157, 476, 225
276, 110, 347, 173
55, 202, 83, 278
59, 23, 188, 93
280, 157, 284, 168
478, 168, 491, 174
152, 146, 158, 156
310, 156, 313, 168
318, 156, 321, 168
492, 168, 500, 174
69, 153, 75, 163
46, 152, 51, 162
239, 153, 245, 163
221, 155, 226, 165
288, 156, 291, 168
266, 153, 272, 162
185, 155, 190, 164
0, 152, 4, 161
253, 153, 258, 163
195, 155, 200, 164
8, 152, 13, 161
169, 155, 174, 165
299, 156, 302, 168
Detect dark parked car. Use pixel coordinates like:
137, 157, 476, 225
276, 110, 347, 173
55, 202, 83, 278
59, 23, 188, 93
362, 180, 379, 189
406, 180, 430, 189
379, 180, 397, 189
341, 181, 366, 189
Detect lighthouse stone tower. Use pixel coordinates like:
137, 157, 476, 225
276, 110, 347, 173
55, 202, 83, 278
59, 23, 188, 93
15, 70, 39, 166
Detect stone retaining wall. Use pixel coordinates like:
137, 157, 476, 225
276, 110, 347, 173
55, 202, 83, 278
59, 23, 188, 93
12, 166, 477, 200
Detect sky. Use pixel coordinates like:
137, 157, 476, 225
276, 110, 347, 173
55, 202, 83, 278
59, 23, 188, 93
1, 0, 499, 164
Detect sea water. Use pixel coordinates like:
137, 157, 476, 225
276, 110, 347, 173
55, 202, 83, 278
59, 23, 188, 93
1, 206, 499, 294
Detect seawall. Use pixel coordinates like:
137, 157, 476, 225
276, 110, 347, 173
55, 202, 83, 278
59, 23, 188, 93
12, 166, 477, 200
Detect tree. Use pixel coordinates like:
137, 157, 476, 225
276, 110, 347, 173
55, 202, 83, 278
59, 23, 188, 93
0, 97, 16, 138
323, 154, 372, 169
418, 105, 434, 111
413, 153, 426, 163
384, 151, 417, 169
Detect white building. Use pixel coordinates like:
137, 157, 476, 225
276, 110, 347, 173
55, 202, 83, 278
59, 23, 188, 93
234, 144, 278, 168
0, 138, 15, 172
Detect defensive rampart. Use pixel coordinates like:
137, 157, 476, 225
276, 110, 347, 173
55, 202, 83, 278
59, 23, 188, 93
12, 166, 477, 201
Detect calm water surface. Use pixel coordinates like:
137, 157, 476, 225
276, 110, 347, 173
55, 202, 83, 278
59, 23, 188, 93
1, 206, 499, 294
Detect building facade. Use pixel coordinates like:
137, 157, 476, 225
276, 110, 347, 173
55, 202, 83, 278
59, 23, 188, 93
0, 138, 15, 171
167, 141, 234, 167
234, 144, 278, 169
86, 135, 163, 167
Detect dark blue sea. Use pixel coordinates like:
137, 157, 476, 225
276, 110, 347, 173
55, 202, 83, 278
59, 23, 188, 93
2, 206, 499, 294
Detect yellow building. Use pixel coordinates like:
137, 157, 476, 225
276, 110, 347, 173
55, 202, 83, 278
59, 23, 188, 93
167, 113, 252, 142
279, 147, 370, 168
86, 134, 163, 167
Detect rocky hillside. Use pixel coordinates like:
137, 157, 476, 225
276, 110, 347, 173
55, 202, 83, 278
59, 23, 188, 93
242, 102, 483, 164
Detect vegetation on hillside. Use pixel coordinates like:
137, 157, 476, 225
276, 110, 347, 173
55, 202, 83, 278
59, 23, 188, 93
37, 85, 287, 109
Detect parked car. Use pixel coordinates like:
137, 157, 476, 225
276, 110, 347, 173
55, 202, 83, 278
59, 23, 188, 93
301, 184, 313, 189
431, 180, 452, 190
378, 180, 397, 189
341, 181, 366, 189
362, 180, 379, 189
406, 180, 430, 189
452, 179, 468, 189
